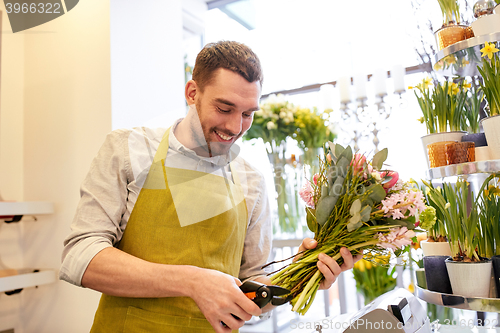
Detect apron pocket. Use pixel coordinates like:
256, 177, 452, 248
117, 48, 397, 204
123, 306, 215, 332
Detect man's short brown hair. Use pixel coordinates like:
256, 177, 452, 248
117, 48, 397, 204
192, 41, 263, 91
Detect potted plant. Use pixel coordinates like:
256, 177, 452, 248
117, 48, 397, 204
477, 174, 500, 296
462, 85, 490, 160
411, 77, 469, 168
424, 178, 492, 298
434, 0, 467, 50
352, 254, 397, 305
478, 42, 500, 159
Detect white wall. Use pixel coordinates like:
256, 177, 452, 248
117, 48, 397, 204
0, 1, 194, 331
0, 1, 112, 332
110, 0, 186, 130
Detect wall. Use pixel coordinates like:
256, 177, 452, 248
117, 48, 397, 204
0, 1, 111, 332
0, 0, 196, 331
110, 0, 186, 130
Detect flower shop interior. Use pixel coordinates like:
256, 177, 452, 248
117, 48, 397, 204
1, 0, 500, 332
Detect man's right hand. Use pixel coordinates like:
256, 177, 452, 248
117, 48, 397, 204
188, 268, 262, 332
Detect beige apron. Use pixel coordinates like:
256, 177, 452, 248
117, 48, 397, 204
90, 127, 248, 333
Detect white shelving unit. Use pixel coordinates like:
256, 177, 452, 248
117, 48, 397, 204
0, 269, 56, 294
1, 201, 56, 294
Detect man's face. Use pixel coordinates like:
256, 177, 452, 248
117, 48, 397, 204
193, 68, 261, 157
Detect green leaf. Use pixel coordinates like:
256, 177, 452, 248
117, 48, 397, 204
360, 205, 371, 222
316, 196, 338, 226
366, 184, 386, 203
350, 199, 362, 216
329, 176, 344, 197
372, 148, 388, 170
306, 208, 317, 233
334, 143, 345, 159
336, 157, 349, 178
338, 146, 353, 165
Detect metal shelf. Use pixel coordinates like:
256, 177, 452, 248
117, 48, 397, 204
425, 159, 500, 179
417, 286, 500, 313
0, 269, 56, 294
432, 32, 500, 77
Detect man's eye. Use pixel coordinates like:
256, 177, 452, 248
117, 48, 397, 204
217, 106, 230, 113
243, 113, 253, 118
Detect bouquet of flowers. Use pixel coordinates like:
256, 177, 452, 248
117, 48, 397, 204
352, 254, 397, 305
268, 143, 435, 314
243, 93, 298, 153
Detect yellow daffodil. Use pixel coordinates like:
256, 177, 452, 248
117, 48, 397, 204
463, 81, 472, 90
364, 260, 373, 270
408, 85, 414, 90
417, 117, 424, 124
354, 259, 366, 272
407, 283, 415, 294
448, 82, 460, 95
459, 58, 470, 66
444, 55, 457, 65
421, 77, 433, 89
481, 42, 499, 60
434, 61, 443, 71
485, 185, 500, 197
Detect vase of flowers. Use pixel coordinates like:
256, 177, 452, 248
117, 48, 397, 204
478, 42, 500, 160
434, 0, 467, 50
267, 144, 435, 314
411, 77, 469, 168
293, 107, 336, 179
423, 178, 492, 298
244, 94, 301, 237
471, 0, 500, 36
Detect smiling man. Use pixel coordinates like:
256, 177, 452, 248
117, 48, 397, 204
60, 41, 358, 333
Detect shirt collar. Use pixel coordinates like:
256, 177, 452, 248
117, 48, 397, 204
169, 118, 232, 167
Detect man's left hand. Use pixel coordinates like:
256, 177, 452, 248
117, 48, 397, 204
298, 238, 362, 290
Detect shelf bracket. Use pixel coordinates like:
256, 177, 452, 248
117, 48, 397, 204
1, 215, 23, 223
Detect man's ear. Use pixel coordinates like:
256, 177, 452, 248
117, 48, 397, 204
185, 80, 198, 105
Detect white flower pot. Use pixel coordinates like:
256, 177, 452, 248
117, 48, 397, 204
445, 258, 492, 298
420, 240, 452, 257
421, 131, 467, 169
471, 14, 500, 36
481, 114, 500, 160
495, 3, 500, 15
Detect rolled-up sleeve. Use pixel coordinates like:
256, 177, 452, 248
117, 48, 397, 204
59, 129, 131, 286
239, 167, 273, 281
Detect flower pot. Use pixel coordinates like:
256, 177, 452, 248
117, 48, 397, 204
445, 141, 475, 164
471, 14, 500, 36
475, 146, 491, 161
434, 24, 468, 51
496, 3, 500, 14
423, 255, 453, 294
481, 114, 500, 160
491, 255, 500, 297
420, 239, 452, 257
415, 268, 427, 289
421, 131, 467, 169
445, 258, 492, 298
462, 132, 489, 161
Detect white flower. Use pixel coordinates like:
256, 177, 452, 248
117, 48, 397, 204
371, 172, 382, 181
279, 111, 287, 119
267, 121, 276, 130
255, 109, 264, 117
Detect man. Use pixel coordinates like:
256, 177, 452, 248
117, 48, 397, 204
60, 41, 358, 333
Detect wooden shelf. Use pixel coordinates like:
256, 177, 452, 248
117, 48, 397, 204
0, 201, 54, 216
0, 269, 56, 293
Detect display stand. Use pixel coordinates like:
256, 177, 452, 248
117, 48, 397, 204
0, 201, 56, 294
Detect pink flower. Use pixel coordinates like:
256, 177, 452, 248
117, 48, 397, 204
376, 227, 416, 250
380, 171, 399, 190
299, 181, 315, 208
312, 173, 320, 185
350, 154, 366, 175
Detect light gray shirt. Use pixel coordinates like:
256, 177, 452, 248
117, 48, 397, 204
60, 120, 272, 286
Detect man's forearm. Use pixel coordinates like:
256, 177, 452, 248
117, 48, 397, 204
81, 247, 199, 298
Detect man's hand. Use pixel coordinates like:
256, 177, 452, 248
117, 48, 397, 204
188, 268, 262, 333
298, 238, 363, 290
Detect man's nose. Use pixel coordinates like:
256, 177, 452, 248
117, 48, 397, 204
226, 114, 242, 135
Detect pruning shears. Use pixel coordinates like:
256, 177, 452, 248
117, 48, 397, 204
221, 281, 291, 328
239, 280, 292, 308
